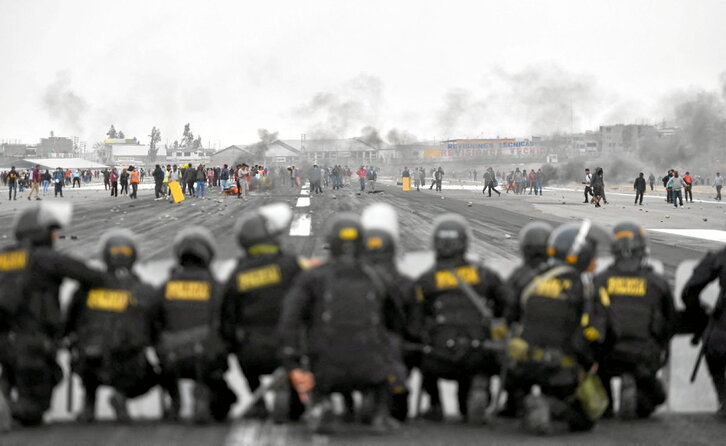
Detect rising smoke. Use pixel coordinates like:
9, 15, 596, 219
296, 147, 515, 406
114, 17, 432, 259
293, 74, 384, 139
42, 71, 89, 135
386, 128, 419, 145
248, 128, 279, 159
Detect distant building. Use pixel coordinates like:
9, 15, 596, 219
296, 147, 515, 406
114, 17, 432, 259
210, 145, 254, 167
0, 143, 28, 158
282, 138, 381, 165
98, 138, 151, 167
38, 134, 74, 157
598, 124, 658, 153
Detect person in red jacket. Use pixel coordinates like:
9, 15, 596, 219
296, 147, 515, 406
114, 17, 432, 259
356, 166, 367, 192
683, 171, 693, 203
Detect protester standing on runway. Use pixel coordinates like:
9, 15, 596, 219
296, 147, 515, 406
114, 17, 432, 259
648, 173, 655, 191
41, 170, 51, 196
109, 168, 118, 197
591, 167, 605, 208
714, 172, 723, 201
634, 172, 646, 205
52, 168, 64, 197
153, 164, 164, 199
7, 166, 18, 200
129, 166, 139, 199
119, 168, 129, 196
195, 165, 206, 199
434, 167, 444, 192
683, 171, 694, 203
667, 171, 685, 208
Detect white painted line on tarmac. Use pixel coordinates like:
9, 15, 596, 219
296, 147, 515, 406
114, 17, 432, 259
650, 229, 726, 243
300, 189, 310, 196
289, 213, 312, 236
296, 197, 310, 207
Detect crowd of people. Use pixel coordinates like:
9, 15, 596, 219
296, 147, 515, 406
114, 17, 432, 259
1, 201, 724, 437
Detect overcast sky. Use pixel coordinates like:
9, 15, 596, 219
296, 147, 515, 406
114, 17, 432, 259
1, 0, 725, 147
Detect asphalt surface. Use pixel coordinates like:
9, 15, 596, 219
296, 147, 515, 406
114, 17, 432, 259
1, 178, 725, 444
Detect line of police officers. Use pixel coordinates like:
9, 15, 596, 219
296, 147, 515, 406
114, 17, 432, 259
0, 201, 724, 435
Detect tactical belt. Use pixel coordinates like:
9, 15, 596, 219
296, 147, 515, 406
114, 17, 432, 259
160, 325, 210, 352
508, 338, 576, 368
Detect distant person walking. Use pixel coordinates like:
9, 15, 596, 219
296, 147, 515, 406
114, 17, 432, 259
648, 173, 656, 191
634, 172, 646, 205
667, 170, 685, 208
357, 166, 367, 192
663, 169, 673, 203
583, 168, 593, 203
27, 165, 41, 200
591, 167, 605, 208
195, 165, 207, 198
434, 166, 444, 192
42, 170, 51, 195
715, 172, 723, 201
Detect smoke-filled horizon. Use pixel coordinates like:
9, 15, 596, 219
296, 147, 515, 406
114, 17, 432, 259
1, 0, 725, 151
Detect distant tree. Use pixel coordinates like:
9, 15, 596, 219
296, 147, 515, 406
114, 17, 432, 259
192, 135, 202, 151
182, 123, 194, 149
106, 125, 117, 139
172, 140, 179, 150
118, 131, 125, 139
147, 126, 161, 163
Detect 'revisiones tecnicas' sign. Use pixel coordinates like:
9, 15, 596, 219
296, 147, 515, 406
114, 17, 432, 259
423, 139, 541, 158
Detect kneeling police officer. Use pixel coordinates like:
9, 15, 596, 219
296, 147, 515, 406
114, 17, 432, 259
594, 221, 675, 419
278, 212, 404, 434
415, 214, 510, 424
0, 204, 107, 427
221, 203, 305, 422
506, 220, 614, 434
65, 229, 159, 422
154, 228, 236, 423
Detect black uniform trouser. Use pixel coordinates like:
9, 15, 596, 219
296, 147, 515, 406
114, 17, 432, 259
3, 336, 62, 426
584, 186, 592, 202
154, 181, 163, 198
685, 186, 693, 202
77, 351, 158, 408
110, 182, 118, 196
160, 355, 236, 421
635, 190, 644, 204
597, 356, 666, 418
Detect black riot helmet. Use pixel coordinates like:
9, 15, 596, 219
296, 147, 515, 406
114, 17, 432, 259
547, 220, 605, 272
432, 214, 470, 260
611, 221, 648, 268
100, 228, 137, 272
519, 221, 553, 267
173, 227, 216, 268
362, 203, 399, 261
235, 203, 293, 253
325, 212, 363, 259
14, 203, 72, 247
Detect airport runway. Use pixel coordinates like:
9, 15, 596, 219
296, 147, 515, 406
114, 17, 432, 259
1, 180, 724, 444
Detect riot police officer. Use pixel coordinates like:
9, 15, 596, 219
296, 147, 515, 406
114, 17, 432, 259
220, 202, 305, 422
506, 220, 614, 434
507, 221, 554, 319
594, 221, 675, 419
278, 212, 404, 434
0, 203, 107, 426
361, 203, 420, 422
415, 214, 510, 424
681, 245, 726, 417
500, 221, 553, 418
65, 229, 159, 422
154, 227, 236, 423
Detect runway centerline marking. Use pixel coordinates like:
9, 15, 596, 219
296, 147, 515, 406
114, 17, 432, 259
289, 212, 311, 236
295, 197, 310, 207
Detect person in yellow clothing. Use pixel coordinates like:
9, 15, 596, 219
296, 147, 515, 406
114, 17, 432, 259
129, 166, 140, 199
162, 165, 171, 199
